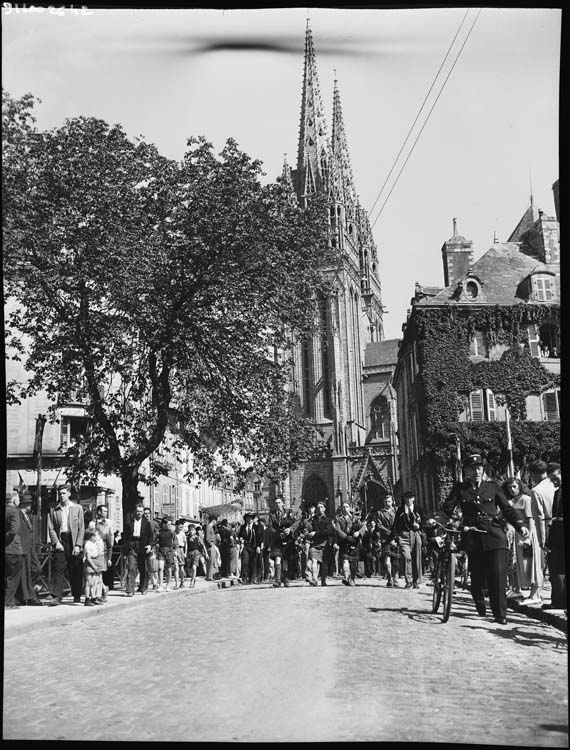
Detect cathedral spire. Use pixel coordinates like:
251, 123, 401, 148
295, 21, 329, 204
330, 73, 357, 208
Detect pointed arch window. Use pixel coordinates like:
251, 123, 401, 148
370, 396, 390, 440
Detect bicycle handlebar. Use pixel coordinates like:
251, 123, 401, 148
431, 519, 487, 534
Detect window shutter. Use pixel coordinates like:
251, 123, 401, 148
469, 390, 484, 422
60, 417, 68, 448
544, 278, 553, 301
543, 391, 559, 421
486, 389, 496, 422
527, 324, 540, 358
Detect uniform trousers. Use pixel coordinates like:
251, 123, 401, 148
468, 547, 508, 619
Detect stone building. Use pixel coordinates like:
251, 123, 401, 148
274, 24, 398, 516
394, 184, 560, 515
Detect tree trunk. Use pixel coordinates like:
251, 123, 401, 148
121, 464, 141, 526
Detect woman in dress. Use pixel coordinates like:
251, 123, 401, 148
502, 477, 542, 604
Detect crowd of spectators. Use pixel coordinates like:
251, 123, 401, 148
4, 460, 564, 614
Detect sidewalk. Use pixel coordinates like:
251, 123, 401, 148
3, 577, 237, 640
507, 579, 567, 635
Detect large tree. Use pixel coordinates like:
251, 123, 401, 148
3, 91, 338, 518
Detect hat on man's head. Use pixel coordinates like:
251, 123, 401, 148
463, 453, 484, 468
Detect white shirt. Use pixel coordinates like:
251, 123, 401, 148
133, 518, 142, 537
60, 503, 70, 533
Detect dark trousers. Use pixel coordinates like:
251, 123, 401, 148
469, 548, 507, 619
5, 554, 23, 606
51, 534, 84, 600
550, 570, 566, 609
399, 531, 423, 584
126, 545, 148, 593
241, 547, 256, 583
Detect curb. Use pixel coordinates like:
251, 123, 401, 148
3, 579, 235, 640
507, 599, 567, 635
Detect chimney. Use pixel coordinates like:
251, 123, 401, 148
441, 218, 474, 286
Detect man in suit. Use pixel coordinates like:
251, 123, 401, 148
15, 492, 44, 606
438, 453, 530, 625
122, 501, 154, 596
544, 463, 565, 611
5, 491, 24, 609
239, 513, 261, 584
392, 492, 424, 589
46, 484, 85, 606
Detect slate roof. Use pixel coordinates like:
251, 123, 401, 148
508, 203, 539, 242
416, 242, 552, 307
364, 338, 401, 367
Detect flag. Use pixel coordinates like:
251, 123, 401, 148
505, 406, 515, 478
17, 471, 28, 495
455, 435, 463, 482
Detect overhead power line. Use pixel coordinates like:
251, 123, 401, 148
368, 8, 471, 221
369, 8, 482, 230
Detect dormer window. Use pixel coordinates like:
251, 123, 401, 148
465, 281, 479, 299
533, 275, 553, 302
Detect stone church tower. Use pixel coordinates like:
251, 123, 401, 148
279, 24, 386, 517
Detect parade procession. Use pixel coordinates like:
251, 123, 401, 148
3, 7, 564, 746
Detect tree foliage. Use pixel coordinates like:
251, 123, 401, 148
3, 90, 338, 517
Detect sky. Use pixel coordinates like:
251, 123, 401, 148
2, 6, 561, 340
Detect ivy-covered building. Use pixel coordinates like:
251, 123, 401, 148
394, 184, 560, 514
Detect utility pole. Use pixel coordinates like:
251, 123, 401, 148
33, 414, 47, 517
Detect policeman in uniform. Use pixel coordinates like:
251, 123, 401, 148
438, 453, 529, 624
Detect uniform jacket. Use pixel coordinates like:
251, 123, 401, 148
48, 501, 85, 549
5, 504, 23, 555
440, 479, 525, 552
121, 515, 154, 553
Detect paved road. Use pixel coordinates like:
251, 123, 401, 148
3, 579, 568, 744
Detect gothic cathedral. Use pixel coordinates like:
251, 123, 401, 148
279, 24, 396, 517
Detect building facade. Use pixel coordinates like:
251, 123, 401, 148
394, 185, 560, 515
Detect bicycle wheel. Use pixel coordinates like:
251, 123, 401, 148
442, 552, 456, 623
432, 555, 443, 613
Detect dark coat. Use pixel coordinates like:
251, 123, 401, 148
5, 504, 23, 555
440, 479, 526, 552
122, 515, 154, 553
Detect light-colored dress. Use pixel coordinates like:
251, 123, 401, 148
512, 494, 542, 589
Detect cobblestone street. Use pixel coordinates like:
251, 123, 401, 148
3, 579, 568, 744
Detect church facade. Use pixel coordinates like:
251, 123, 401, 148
276, 25, 399, 517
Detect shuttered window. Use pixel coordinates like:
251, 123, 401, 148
527, 324, 541, 358
469, 390, 485, 422
543, 390, 560, 421
534, 276, 553, 301
469, 388, 497, 422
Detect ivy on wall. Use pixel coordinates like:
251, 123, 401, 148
406, 303, 560, 499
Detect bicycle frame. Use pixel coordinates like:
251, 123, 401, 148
431, 520, 486, 622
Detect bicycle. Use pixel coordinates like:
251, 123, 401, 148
429, 520, 486, 622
